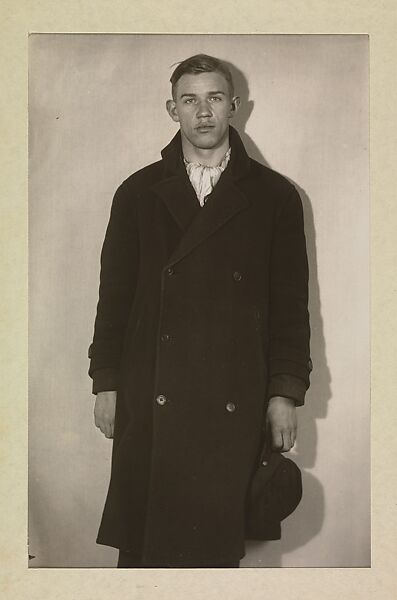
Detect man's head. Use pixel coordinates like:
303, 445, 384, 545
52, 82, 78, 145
170, 54, 235, 100
166, 54, 240, 156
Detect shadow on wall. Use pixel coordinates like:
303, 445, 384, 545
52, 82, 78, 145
226, 62, 331, 567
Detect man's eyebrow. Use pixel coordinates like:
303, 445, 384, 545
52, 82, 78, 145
179, 91, 226, 98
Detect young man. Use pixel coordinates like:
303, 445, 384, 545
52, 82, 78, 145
89, 54, 312, 568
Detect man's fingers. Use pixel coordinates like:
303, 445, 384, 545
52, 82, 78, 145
281, 431, 292, 452
281, 429, 297, 452
272, 429, 284, 450
105, 423, 114, 439
291, 429, 297, 447
104, 424, 112, 439
272, 428, 296, 452
266, 397, 298, 452
95, 418, 114, 438
94, 393, 116, 436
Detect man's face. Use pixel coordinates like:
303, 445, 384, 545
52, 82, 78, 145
166, 71, 240, 151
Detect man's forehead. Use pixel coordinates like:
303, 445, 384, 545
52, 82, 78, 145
174, 71, 230, 96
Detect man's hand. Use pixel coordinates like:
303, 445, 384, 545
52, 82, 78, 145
265, 396, 297, 452
94, 391, 117, 439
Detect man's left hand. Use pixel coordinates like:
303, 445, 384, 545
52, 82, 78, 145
265, 396, 297, 452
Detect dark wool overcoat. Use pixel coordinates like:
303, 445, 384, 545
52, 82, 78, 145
88, 126, 312, 567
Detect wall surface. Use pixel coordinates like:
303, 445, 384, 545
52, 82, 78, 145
28, 34, 369, 568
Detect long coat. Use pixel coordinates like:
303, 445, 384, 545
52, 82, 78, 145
88, 126, 311, 567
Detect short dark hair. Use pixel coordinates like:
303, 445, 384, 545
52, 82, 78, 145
170, 54, 234, 98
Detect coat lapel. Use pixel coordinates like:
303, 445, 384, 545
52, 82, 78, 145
153, 126, 253, 267
165, 170, 250, 267
150, 171, 201, 232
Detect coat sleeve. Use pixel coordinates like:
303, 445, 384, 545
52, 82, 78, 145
266, 185, 312, 406
88, 182, 139, 394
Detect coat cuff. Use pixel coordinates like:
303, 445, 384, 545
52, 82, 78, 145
91, 368, 119, 395
267, 374, 308, 406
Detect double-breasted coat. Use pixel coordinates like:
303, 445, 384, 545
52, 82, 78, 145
88, 126, 312, 566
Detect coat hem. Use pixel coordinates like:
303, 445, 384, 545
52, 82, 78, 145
96, 538, 246, 567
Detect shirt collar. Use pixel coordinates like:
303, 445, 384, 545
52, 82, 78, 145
183, 147, 232, 170
160, 126, 251, 181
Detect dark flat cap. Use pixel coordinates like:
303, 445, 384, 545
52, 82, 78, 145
245, 451, 303, 540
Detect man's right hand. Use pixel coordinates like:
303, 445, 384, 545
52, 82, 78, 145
94, 391, 117, 439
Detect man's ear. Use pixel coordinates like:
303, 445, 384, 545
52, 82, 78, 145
166, 99, 180, 123
229, 96, 241, 118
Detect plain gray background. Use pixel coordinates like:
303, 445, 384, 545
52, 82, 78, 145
28, 34, 369, 567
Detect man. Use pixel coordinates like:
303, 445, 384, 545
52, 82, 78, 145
89, 54, 312, 568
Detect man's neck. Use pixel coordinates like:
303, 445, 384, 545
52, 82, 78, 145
181, 132, 230, 167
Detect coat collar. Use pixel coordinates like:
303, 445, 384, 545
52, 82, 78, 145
159, 125, 251, 181
151, 126, 252, 268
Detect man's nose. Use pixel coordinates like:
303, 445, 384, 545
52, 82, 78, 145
196, 100, 212, 117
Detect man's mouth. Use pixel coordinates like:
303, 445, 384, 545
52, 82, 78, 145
196, 124, 215, 132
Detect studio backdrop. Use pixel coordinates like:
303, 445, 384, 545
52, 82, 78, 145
28, 33, 369, 568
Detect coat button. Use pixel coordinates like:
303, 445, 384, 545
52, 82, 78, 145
161, 333, 171, 342
156, 394, 167, 406
233, 271, 242, 282
225, 402, 236, 412
166, 267, 175, 276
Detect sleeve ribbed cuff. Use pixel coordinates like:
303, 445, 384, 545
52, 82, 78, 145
91, 368, 119, 395
267, 373, 308, 406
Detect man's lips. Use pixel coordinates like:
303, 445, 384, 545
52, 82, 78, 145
196, 124, 215, 131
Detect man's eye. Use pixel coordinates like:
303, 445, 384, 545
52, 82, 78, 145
209, 96, 222, 102
185, 98, 195, 104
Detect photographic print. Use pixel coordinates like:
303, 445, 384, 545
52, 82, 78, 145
28, 33, 369, 568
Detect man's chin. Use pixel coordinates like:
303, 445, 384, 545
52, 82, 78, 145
190, 133, 224, 150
